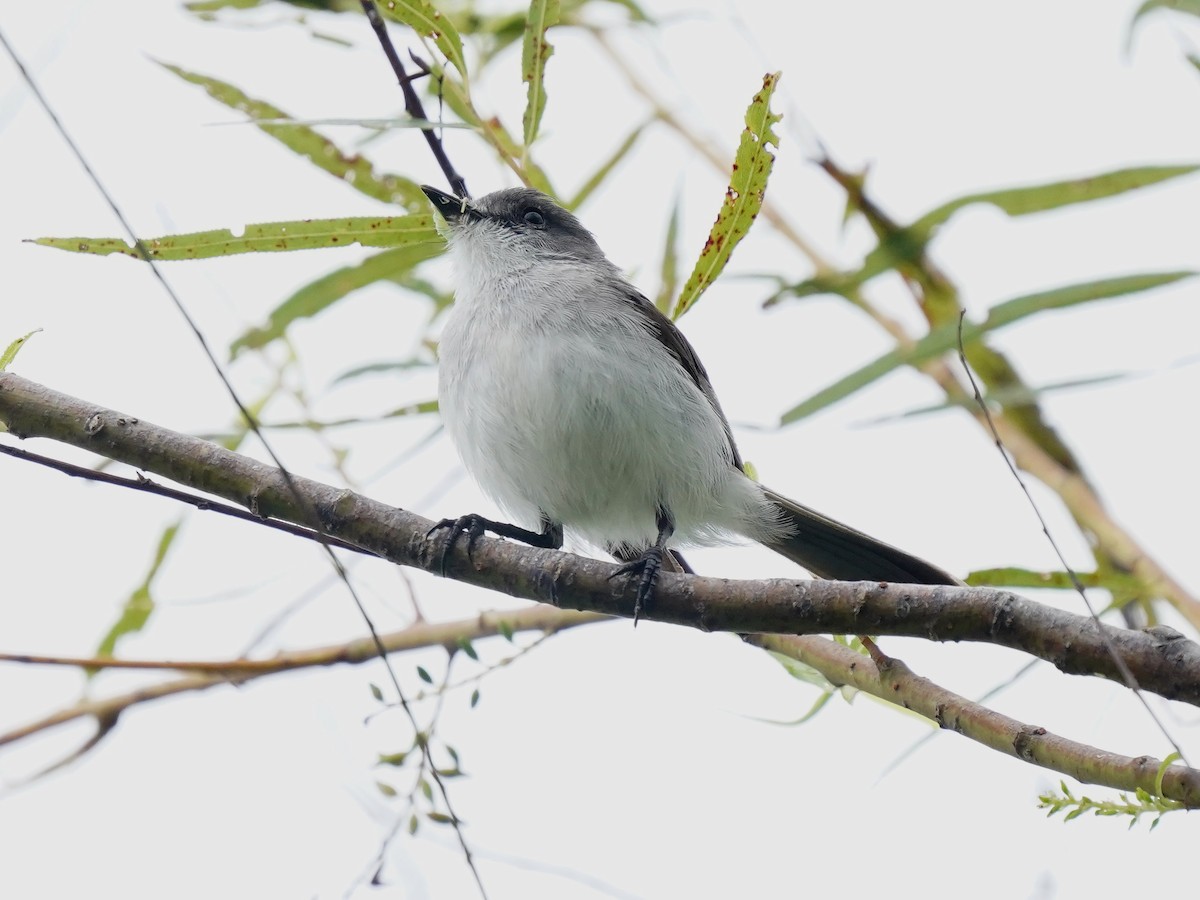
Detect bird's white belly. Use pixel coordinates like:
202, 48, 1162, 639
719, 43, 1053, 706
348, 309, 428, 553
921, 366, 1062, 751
439, 311, 750, 550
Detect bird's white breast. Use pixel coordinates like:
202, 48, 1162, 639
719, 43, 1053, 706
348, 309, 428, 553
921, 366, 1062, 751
438, 243, 778, 551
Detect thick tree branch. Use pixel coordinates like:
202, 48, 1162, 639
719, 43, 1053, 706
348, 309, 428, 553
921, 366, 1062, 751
2, 373, 1199, 705
3, 372, 1198, 802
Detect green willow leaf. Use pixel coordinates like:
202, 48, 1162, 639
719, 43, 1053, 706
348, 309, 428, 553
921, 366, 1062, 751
231, 241, 444, 355
462, 9, 527, 65
1131, 0, 1200, 27
333, 357, 436, 384
428, 62, 555, 194
0, 329, 40, 371
92, 521, 182, 674
863, 373, 1129, 424
466, 0, 651, 67
376, 781, 398, 797
238, 401, 440, 432
913, 164, 1200, 235
673, 72, 781, 320
965, 568, 1140, 592
32, 214, 439, 260
767, 240, 904, 304
780, 271, 1195, 424
566, 122, 647, 210
743, 689, 836, 728
185, 0, 265, 14
775, 164, 1199, 305
160, 62, 426, 208
654, 194, 682, 314
383, 399, 440, 417
381, 0, 469, 83
521, 0, 561, 149
766, 650, 837, 691
220, 116, 471, 130
592, 0, 653, 22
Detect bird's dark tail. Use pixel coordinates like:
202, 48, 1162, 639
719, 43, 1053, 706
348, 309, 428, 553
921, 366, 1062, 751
761, 488, 960, 586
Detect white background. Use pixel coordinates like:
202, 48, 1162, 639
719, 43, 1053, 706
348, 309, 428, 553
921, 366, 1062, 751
2, 1, 1199, 898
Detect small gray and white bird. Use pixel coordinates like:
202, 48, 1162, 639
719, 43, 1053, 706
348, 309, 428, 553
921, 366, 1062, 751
422, 185, 957, 620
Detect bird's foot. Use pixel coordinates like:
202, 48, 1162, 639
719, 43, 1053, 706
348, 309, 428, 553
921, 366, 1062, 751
426, 514, 492, 576
427, 514, 563, 576
609, 546, 664, 626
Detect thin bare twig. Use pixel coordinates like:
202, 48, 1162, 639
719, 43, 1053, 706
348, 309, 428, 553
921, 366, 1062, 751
0, 606, 603, 755
956, 312, 1190, 766
360, 0, 468, 197
0, 443, 369, 555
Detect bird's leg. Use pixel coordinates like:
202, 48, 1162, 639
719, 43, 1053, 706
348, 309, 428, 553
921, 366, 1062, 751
427, 513, 563, 576
610, 506, 675, 625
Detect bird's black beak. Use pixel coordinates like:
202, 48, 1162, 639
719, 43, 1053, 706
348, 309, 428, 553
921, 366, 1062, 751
421, 185, 476, 223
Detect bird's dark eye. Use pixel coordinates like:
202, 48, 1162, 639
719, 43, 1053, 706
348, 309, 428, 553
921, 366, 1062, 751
523, 209, 546, 227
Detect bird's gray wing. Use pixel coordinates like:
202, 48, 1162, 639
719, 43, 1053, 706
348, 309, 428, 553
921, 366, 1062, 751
620, 290, 745, 471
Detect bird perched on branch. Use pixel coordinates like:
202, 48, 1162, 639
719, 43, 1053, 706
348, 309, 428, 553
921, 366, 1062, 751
422, 185, 958, 621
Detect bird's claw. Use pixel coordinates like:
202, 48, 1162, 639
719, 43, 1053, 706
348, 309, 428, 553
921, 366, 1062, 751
426, 514, 488, 576
609, 547, 664, 626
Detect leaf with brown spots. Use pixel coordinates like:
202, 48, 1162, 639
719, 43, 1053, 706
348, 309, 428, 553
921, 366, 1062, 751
672, 72, 781, 320
30, 215, 440, 260
521, 0, 561, 149
380, 0, 469, 84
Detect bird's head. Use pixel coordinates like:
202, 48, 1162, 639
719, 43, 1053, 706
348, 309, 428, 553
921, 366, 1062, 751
421, 186, 609, 274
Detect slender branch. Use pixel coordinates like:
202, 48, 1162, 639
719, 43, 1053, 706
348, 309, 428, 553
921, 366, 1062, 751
0, 443, 369, 555
360, 0, 468, 197
984, 412, 1200, 628
7, 598, 1199, 811
956, 313, 1189, 766
2, 372, 1199, 706
0, 605, 602, 751
754, 634, 1200, 807
0, 610, 595, 678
